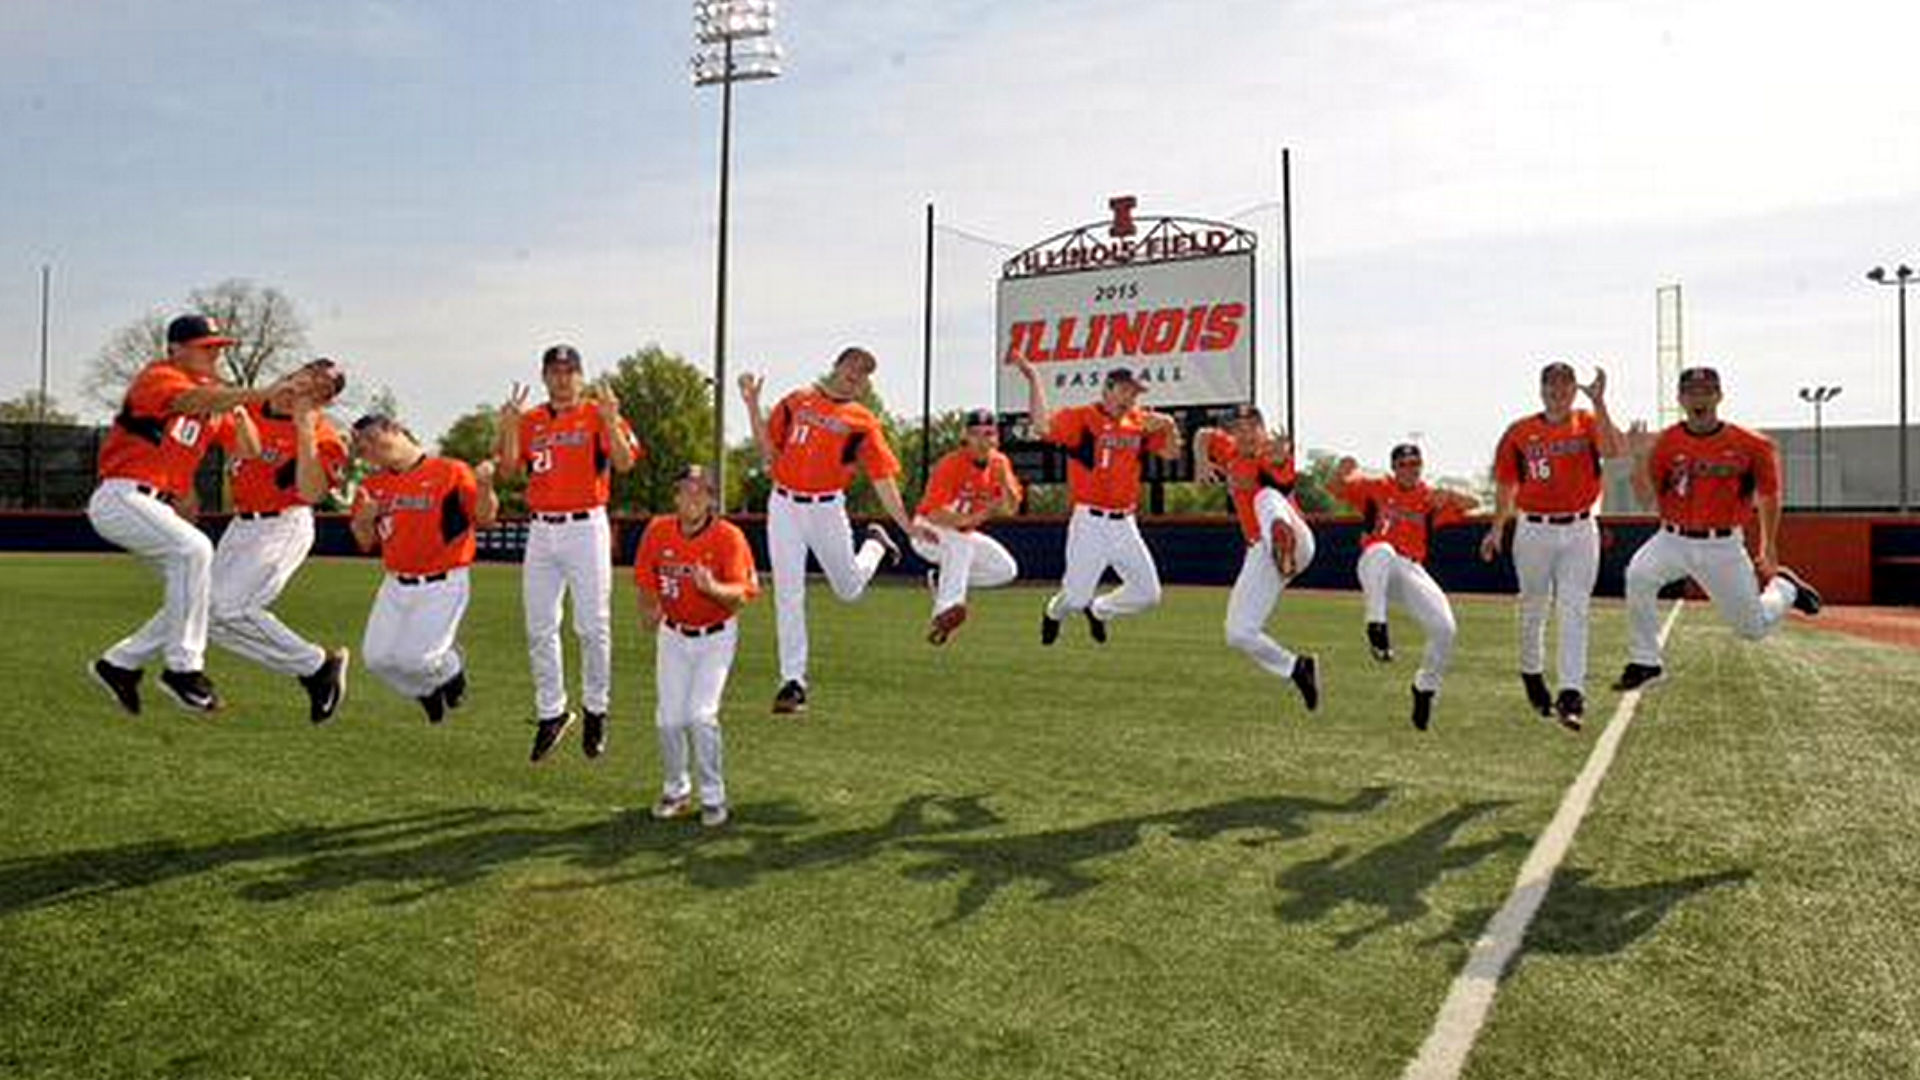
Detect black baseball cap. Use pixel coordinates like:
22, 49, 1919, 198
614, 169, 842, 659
542, 344, 582, 369
167, 314, 237, 347
1539, 360, 1576, 382
1679, 366, 1720, 389
674, 463, 716, 491
1104, 367, 1145, 390
352, 413, 400, 436
962, 408, 997, 429
1390, 442, 1422, 464
1228, 403, 1263, 424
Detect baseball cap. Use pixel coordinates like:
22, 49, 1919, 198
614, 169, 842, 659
1390, 442, 1422, 464
674, 462, 716, 491
542, 344, 582, 369
1539, 360, 1576, 383
962, 408, 997, 429
167, 314, 237, 347
1679, 366, 1721, 389
1104, 367, 1145, 390
352, 413, 400, 436
1228, 403, 1264, 424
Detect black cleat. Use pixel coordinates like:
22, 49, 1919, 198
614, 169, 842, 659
1411, 687, 1435, 732
530, 711, 574, 763
418, 688, 447, 724
1040, 607, 1061, 646
1776, 567, 1823, 616
1521, 672, 1553, 718
439, 669, 468, 711
1554, 689, 1586, 733
1367, 621, 1394, 663
866, 523, 902, 567
1291, 654, 1320, 712
581, 709, 608, 759
91, 658, 143, 716
927, 604, 967, 646
1085, 609, 1108, 644
299, 648, 350, 724
158, 669, 220, 713
1610, 663, 1665, 692
772, 680, 808, 715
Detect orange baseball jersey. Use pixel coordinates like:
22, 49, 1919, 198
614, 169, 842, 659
1339, 476, 1465, 564
1047, 404, 1170, 511
916, 448, 1023, 529
359, 457, 479, 575
1493, 410, 1604, 514
766, 388, 900, 493
517, 403, 641, 513
1205, 430, 1298, 544
634, 514, 760, 628
97, 360, 231, 497
1648, 421, 1780, 531
219, 404, 349, 514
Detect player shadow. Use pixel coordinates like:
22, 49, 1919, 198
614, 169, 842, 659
1418, 865, 1755, 969
1272, 801, 1533, 950
0, 808, 532, 917
897, 786, 1394, 926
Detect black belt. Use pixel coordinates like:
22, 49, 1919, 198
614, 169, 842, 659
133, 484, 175, 504
534, 510, 593, 523
776, 488, 839, 504
665, 619, 729, 637
1085, 507, 1133, 520
236, 510, 283, 521
1662, 523, 1735, 540
1523, 510, 1591, 525
396, 572, 450, 586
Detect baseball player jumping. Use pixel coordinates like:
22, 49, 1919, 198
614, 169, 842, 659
1479, 361, 1625, 732
1193, 404, 1320, 711
349, 414, 499, 722
738, 347, 929, 715
1013, 357, 1183, 645
1328, 445, 1478, 731
634, 464, 759, 828
88, 314, 277, 715
1612, 366, 1822, 692
494, 344, 641, 764
207, 359, 353, 723
911, 408, 1024, 646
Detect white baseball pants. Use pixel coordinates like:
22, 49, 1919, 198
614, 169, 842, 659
768, 489, 884, 685
522, 510, 613, 718
1045, 505, 1162, 621
655, 620, 737, 808
87, 478, 213, 673
1357, 542, 1457, 693
1224, 490, 1317, 679
208, 507, 327, 678
1624, 528, 1798, 666
361, 568, 469, 699
1511, 516, 1599, 693
910, 517, 1019, 616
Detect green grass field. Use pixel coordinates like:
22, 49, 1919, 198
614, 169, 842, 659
2, 553, 1916, 1080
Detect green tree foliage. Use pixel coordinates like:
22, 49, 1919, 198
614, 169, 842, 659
603, 345, 715, 514
0, 390, 76, 425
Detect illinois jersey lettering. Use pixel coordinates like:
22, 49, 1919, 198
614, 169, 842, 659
97, 360, 229, 496
1493, 410, 1603, 513
518, 403, 639, 512
767, 389, 900, 493
1341, 476, 1462, 564
1048, 404, 1168, 511
635, 515, 759, 627
220, 404, 348, 513
917, 449, 1022, 528
1649, 422, 1779, 530
359, 457, 479, 575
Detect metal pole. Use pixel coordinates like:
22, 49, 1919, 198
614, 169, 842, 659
1900, 280, 1909, 513
37, 264, 50, 421
1281, 148, 1296, 444
1813, 397, 1824, 509
711, 37, 734, 512
920, 202, 934, 492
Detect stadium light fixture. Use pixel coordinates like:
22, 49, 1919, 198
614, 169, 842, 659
1867, 263, 1915, 512
1798, 385, 1842, 508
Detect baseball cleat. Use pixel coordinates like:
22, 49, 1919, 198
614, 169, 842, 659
418, 689, 447, 724
927, 604, 968, 646
700, 803, 731, 828
1085, 609, 1108, 644
581, 709, 608, 759
1291, 654, 1320, 712
439, 669, 468, 711
529, 711, 574, 763
1367, 622, 1394, 663
1521, 672, 1553, 718
772, 680, 808, 715
1554, 689, 1586, 733
1040, 607, 1061, 646
1610, 663, 1664, 692
866, 523, 902, 567
158, 669, 221, 713
1410, 686, 1435, 732
651, 793, 694, 820
91, 658, 143, 716
300, 648, 350, 724
1775, 567, 1823, 616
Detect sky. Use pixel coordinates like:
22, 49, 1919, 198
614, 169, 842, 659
2, 0, 1917, 480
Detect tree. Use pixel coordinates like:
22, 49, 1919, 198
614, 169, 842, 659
603, 345, 715, 513
0, 390, 76, 425
437, 404, 526, 514
85, 279, 308, 410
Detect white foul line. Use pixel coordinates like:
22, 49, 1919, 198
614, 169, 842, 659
1401, 600, 1685, 1080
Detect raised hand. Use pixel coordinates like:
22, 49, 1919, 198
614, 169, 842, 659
1581, 366, 1609, 403
351, 491, 380, 529
1625, 419, 1656, 458
737, 372, 763, 404
587, 381, 622, 426
474, 460, 496, 487
499, 381, 530, 425
688, 564, 719, 597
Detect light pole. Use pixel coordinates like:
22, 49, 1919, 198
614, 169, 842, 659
693, 0, 782, 511
1798, 385, 1841, 508
1868, 264, 1913, 513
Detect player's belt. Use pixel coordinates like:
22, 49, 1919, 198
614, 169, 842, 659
533, 510, 593, 524
1523, 510, 1591, 525
664, 619, 731, 638
395, 572, 450, 586
1661, 522, 1735, 540
775, 487, 840, 504
236, 510, 282, 521
132, 483, 175, 504
1084, 506, 1133, 520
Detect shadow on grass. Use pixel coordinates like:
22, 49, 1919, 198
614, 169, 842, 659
898, 787, 1395, 925
1420, 865, 1755, 966
1273, 801, 1532, 949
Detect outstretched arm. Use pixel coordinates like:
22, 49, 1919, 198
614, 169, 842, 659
1583, 367, 1625, 458
738, 374, 774, 469
1013, 357, 1051, 436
